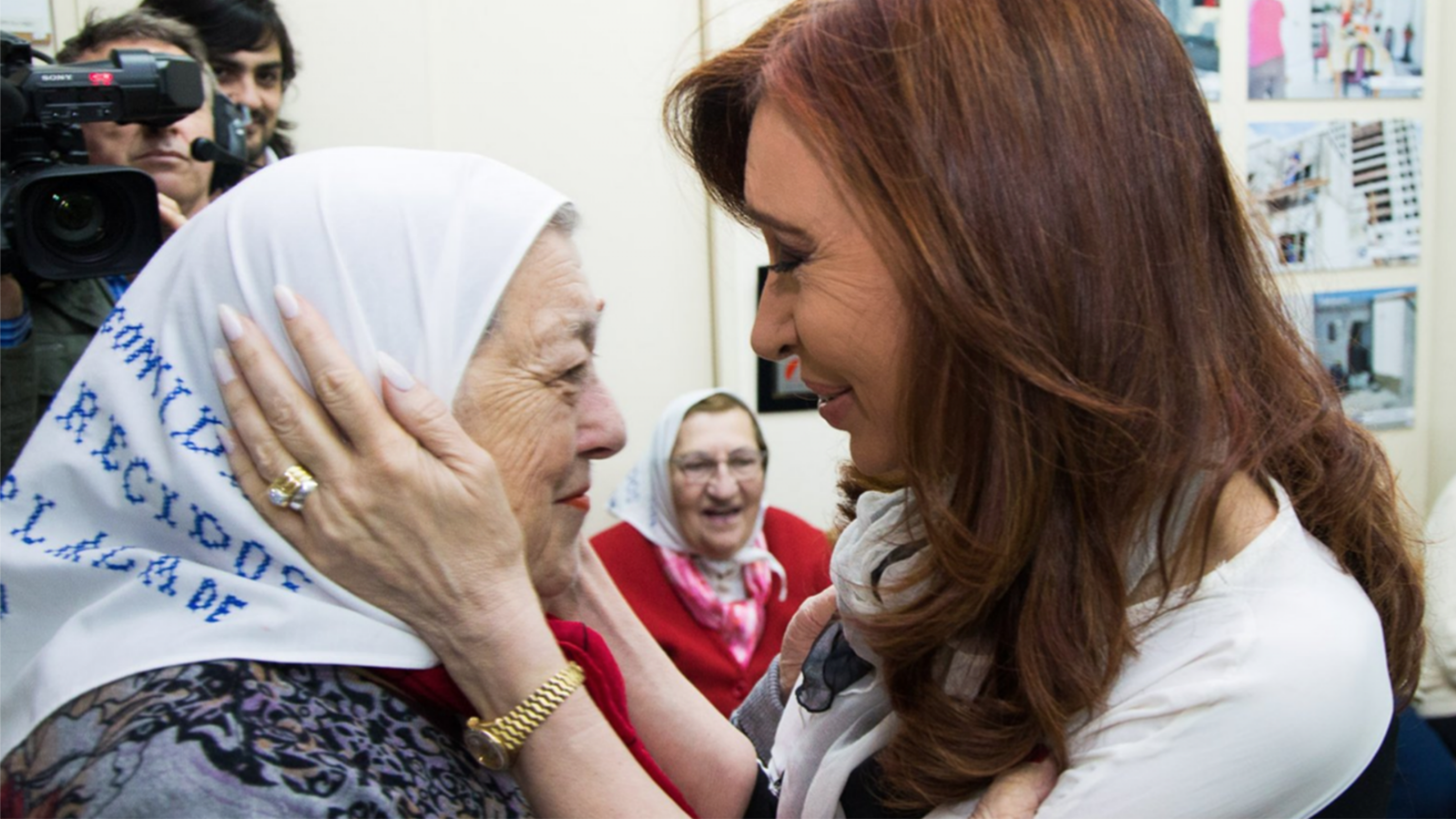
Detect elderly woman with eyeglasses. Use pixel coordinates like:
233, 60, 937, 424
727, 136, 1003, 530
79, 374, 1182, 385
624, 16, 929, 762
592, 389, 832, 716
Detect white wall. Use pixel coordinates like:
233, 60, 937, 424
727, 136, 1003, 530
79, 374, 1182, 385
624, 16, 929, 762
1429, 1, 1456, 511
55, 0, 1451, 528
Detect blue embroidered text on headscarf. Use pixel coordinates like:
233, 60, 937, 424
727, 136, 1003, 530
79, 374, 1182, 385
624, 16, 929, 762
0, 147, 569, 758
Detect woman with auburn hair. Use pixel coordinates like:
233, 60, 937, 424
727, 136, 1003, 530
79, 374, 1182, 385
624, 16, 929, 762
211, 0, 1422, 816
665, 0, 1425, 815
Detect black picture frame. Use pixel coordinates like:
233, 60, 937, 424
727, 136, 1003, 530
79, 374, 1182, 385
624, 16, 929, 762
756, 265, 820, 413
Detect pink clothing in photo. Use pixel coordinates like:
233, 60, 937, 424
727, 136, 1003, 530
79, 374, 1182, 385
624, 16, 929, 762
1250, 0, 1286, 66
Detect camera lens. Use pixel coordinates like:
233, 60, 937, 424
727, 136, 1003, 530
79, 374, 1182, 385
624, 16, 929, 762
43, 190, 107, 249
29, 175, 136, 264
12, 165, 160, 281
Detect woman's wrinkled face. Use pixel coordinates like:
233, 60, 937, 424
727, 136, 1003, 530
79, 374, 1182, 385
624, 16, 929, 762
669, 408, 766, 561
744, 98, 910, 476
452, 229, 625, 597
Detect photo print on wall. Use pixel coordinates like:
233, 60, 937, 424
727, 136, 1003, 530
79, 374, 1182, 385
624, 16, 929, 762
1249, 0, 1424, 100
1288, 286, 1418, 430
1247, 119, 1421, 271
1156, 0, 1221, 100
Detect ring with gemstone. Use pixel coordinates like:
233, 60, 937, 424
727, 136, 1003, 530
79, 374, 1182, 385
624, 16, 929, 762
266, 464, 316, 511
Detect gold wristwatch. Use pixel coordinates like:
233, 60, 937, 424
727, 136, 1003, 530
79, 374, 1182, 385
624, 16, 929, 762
463, 661, 586, 770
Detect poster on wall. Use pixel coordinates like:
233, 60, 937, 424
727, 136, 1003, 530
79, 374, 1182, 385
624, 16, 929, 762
1249, 0, 1425, 100
1, 0, 55, 49
1247, 119, 1421, 271
1155, 0, 1221, 100
1290, 286, 1418, 430
757, 356, 817, 413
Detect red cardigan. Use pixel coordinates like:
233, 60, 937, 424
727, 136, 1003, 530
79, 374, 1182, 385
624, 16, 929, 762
593, 507, 833, 716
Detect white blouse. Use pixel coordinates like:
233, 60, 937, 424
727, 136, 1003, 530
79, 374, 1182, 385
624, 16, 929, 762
933, 483, 1392, 818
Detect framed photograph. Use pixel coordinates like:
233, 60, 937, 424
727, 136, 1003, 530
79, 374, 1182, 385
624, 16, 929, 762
1247, 119, 1422, 271
1290, 285, 1418, 430
755, 266, 819, 413
1155, 0, 1221, 100
1249, 0, 1425, 100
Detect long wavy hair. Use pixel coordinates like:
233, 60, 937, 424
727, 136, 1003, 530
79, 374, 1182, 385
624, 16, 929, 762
666, 0, 1423, 809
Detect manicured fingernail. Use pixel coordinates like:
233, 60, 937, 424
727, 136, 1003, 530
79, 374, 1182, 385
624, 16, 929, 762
218, 303, 244, 341
377, 351, 415, 391
274, 285, 300, 319
212, 347, 236, 384
1025, 744, 1050, 764
218, 427, 236, 455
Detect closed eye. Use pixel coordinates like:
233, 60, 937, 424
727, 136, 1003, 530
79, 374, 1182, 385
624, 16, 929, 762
555, 358, 594, 388
762, 258, 804, 275
759, 242, 812, 279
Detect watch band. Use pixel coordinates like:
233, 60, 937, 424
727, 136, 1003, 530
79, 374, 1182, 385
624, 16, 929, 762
463, 660, 586, 770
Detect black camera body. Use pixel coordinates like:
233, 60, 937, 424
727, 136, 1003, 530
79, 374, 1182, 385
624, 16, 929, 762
1, 31, 204, 285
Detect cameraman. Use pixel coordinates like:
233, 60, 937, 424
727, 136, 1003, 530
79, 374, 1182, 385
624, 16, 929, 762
1, 10, 218, 475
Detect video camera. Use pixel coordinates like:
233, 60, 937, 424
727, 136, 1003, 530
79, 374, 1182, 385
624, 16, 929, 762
1, 31, 206, 284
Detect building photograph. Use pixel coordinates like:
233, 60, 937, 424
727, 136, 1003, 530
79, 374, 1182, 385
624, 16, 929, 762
1296, 285, 1419, 429
1248, 119, 1422, 271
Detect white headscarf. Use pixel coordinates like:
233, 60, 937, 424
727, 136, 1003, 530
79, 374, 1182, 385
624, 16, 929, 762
0, 147, 569, 758
607, 388, 784, 582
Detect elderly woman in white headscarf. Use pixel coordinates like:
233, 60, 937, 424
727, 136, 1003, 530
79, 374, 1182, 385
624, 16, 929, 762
0, 147, 752, 817
593, 389, 830, 715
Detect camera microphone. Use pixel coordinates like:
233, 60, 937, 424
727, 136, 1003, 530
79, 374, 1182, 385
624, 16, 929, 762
190, 137, 247, 166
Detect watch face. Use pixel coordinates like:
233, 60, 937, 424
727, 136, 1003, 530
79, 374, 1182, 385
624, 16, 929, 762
464, 726, 511, 770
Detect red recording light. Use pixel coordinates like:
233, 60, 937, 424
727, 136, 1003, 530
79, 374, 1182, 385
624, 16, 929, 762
89, 72, 115, 85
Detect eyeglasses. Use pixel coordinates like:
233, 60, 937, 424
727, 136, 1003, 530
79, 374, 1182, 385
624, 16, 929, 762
671, 448, 766, 484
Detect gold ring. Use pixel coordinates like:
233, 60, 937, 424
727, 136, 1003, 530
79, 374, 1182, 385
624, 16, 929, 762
267, 465, 316, 511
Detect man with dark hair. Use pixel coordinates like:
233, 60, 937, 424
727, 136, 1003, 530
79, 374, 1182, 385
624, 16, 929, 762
1, 9, 219, 475
141, 0, 299, 168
